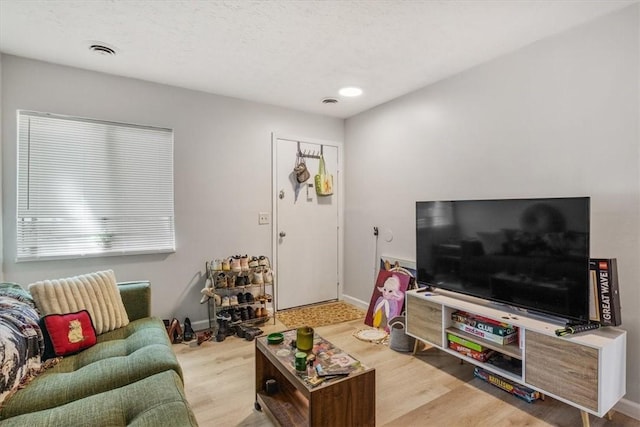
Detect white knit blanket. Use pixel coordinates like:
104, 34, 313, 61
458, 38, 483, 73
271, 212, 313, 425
28, 270, 129, 335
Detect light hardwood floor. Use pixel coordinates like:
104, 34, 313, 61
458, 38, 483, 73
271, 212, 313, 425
173, 318, 636, 427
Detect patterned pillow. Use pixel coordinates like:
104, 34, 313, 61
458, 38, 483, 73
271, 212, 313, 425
39, 310, 97, 359
0, 295, 44, 407
0, 282, 36, 308
28, 270, 129, 335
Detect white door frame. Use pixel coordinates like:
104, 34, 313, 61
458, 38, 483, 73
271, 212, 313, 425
271, 133, 344, 309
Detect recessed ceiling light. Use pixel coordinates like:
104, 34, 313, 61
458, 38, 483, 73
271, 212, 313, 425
89, 43, 116, 56
338, 87, 363, 97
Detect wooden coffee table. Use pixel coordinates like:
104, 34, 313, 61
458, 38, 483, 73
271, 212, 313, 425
254, 329, 375, 427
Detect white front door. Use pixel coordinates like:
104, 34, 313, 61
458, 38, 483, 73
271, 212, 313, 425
274, 137, 339, 310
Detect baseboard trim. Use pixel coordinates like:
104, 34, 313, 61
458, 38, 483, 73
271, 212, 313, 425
614, 398, 640, 421
192, 318, 213, 332
341, 294, 368, 311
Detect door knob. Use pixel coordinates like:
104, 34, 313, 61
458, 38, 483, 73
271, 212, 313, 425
279, 231, 286, 238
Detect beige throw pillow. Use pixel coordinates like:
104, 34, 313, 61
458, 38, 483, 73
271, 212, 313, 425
29, 270, 129, 335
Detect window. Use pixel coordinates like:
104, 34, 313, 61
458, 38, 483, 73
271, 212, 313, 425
17, 111, 175, 261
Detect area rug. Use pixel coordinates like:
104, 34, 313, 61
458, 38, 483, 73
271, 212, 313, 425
277, 301, 366, 329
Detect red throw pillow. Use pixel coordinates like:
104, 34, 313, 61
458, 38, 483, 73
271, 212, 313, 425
41, 310, 97, 357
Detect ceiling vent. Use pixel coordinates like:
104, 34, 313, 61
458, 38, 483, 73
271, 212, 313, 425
322, 98, 338, 104
89, 44, 116, 56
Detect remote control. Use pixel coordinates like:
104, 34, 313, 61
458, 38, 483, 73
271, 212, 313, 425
555, 323, 600, 336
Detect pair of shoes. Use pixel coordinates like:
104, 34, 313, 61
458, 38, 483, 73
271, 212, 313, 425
196, 330, 213, 345
183, 317, 195, 342
227, 275, 236, 288
215, 272, 227, 288
263, 268, 273, 284
258, 255, 270, 268
237, 293, 246, 304
248, 256, 260, 269
231, 255, 242, 273
236, 275, 249, 286
240, 255, 249, 272
251, 267, 264, 285
211, 259, 223, 271
256, 294, 272, 303
167, 318, 183, 344
242, 326, 264, 341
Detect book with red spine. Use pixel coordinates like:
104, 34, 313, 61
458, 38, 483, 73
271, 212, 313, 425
448, 340, 494, 362
589, 258, 622, 326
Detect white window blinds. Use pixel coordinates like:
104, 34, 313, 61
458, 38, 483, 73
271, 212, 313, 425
17, 111, 175, 261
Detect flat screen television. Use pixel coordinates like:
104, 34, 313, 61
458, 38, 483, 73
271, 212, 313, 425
416, 197, 590, 322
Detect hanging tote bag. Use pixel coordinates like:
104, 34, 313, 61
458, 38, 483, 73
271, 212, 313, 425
293, 154, 310, 183
314, 155, 333, 196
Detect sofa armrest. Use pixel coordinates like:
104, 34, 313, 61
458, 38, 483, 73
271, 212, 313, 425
118, 281, 151, 321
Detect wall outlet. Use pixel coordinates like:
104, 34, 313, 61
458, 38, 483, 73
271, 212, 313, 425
258, 212, 270, 225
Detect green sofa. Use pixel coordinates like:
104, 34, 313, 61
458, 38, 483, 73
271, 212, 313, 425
0, 282, 198, 427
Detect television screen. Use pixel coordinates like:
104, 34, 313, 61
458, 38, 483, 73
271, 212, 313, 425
416, 197, 590, 322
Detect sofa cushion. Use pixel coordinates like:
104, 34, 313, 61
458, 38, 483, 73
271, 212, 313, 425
0, 370, 198, 427
0, 317, 181, 419
39, 310, 97, 358
28, 270, 129, 335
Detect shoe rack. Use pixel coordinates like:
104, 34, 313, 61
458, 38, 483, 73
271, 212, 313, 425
203, 256, 276, 338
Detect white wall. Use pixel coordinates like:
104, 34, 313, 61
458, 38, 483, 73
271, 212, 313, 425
344, 5, 640, 409
0, 55, 343, 326
0, 53, 3, 282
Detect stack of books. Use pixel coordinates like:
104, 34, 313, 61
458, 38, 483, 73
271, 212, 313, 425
451, 311, 518, 345
447, 333, 494, 362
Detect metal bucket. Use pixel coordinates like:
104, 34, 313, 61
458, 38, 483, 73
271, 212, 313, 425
389, 316, 415, 352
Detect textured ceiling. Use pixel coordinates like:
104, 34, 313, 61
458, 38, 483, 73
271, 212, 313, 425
0, 0, 636, 118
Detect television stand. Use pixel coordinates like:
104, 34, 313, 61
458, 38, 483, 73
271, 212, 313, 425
405, 289, 626, 427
